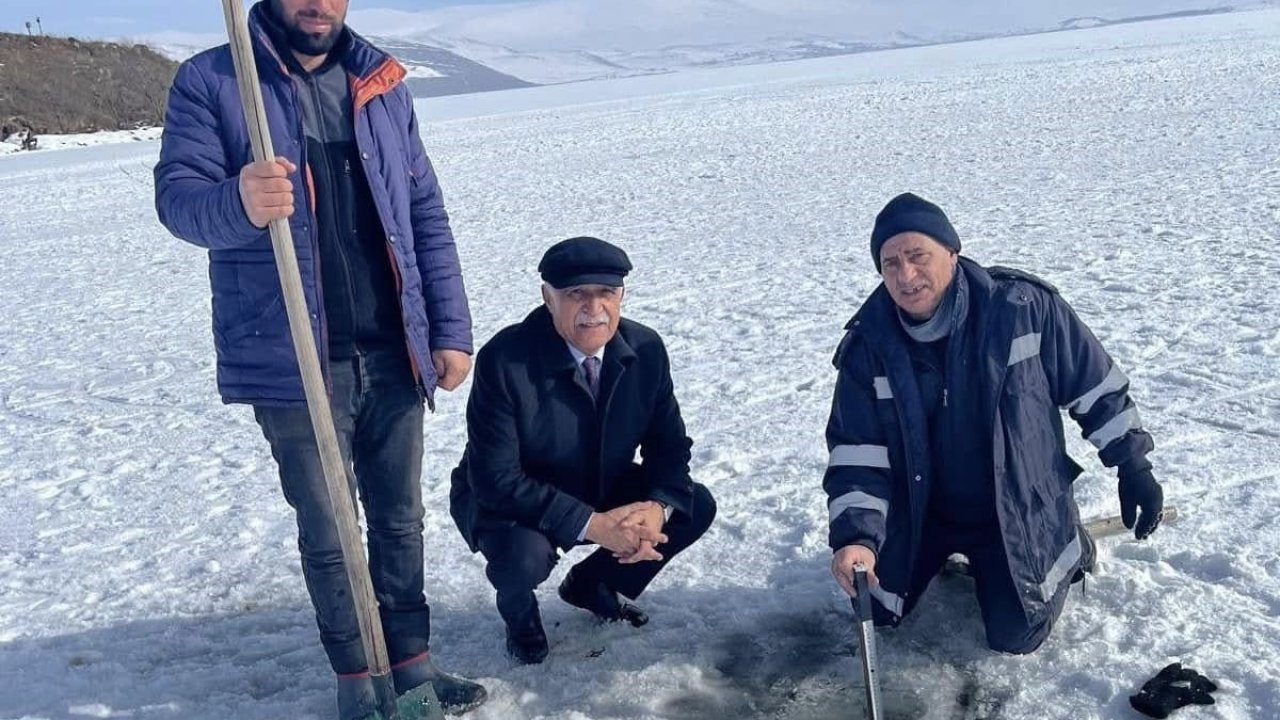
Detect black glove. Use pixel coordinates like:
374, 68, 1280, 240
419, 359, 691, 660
1118, 468, 1163, 540
1129, 663, 1217, 718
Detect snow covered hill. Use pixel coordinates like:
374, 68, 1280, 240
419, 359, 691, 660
2, 8, 1278, 720
134, 32, 532, 99
351, 0, 1280, 83
139, 1, 1280, 92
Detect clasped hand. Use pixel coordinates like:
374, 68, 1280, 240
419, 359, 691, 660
586, 501, 668, 565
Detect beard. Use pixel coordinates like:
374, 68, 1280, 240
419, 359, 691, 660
273, 2, 344, 56
283, 20, 342, 56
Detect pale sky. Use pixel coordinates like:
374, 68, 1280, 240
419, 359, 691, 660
2, 0, 514, 39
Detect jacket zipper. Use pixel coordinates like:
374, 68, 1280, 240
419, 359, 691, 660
307, 74, 361, 349
286, 79, 332, 395
350, 92, 428, 404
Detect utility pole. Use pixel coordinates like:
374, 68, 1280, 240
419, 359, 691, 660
36, 17, 43, 36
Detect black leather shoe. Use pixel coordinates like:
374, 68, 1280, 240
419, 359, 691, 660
496, 592, 548, 665
558, 571, 649, 627
617, 603, 649, 627
506, 630, 549, 665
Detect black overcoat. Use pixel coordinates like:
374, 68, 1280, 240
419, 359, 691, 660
451, 306, 694, 551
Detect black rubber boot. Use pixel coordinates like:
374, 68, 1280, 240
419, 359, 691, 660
392, 654, 488, 716
336, 674, 379, 720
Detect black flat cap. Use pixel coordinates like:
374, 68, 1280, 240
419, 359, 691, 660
538, 236, 633, 289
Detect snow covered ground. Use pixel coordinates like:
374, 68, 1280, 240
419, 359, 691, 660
0, 128, 163, 158
2, 8, 1278, 720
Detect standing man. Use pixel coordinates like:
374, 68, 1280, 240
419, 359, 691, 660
154, 1, 486, 717
450, 236, 717, 665
824, 193, 1164, 653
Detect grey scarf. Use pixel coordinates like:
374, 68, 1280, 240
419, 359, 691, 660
898, 266, 969, 343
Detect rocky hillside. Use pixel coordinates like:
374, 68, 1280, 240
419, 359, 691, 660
0, 32, 177, 139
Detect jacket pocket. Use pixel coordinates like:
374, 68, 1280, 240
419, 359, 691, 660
1001, 365, 1066, 511
212, 250, 288, 347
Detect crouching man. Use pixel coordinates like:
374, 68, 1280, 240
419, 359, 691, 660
451, 236, 717, 663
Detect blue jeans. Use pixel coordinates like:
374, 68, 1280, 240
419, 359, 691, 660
254, 349, 428, 675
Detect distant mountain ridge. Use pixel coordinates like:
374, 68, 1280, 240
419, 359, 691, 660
370, 38, 534, 97
135, 32, 533, 99
350, 0, 1272, 84
138, 1, 1277, 94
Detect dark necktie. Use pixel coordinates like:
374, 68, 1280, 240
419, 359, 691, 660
582, 356, 601, 400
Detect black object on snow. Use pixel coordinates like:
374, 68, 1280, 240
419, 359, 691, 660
1129, 663, 1218, 718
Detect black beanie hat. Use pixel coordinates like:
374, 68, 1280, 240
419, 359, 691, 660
870, 193, 961, 272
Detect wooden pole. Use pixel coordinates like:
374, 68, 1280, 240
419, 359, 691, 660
217, 0, 396, 711
944, 505, 1180, 577
1084, 504, 1178, 540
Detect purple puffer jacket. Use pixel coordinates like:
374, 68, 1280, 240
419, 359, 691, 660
154, 1, 471, 407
